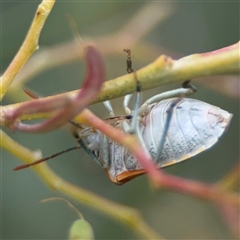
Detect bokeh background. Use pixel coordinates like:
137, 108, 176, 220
1, 1, 239, 239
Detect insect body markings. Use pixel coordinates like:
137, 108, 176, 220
72, 97, 232, 185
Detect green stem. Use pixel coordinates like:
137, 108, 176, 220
0, 129, 163, 239
2, 42, 239, 123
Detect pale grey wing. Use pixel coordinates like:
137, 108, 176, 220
141, 98, 232, 167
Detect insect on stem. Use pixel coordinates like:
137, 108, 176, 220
12, 48, 232, 185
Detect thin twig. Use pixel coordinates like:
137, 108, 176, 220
0, 0, 55, 101
1, 41, 239, 124
5, 2, 174, 98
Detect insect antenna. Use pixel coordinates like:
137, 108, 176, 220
13, 146, 81, 171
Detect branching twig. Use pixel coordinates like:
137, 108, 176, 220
5, 1, 174, 100
0, 0, 55, 101
1, 41, 239, 124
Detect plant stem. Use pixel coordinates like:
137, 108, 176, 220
0, 0, 55, 101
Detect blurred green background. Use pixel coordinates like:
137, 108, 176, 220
1, 1, 239, 239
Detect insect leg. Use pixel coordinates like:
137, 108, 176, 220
103, 100, 115, 117
139, 84, 196, 116
121, 49, 148, 154
123, 49, 134, 115
123, 94, 133, 115
122, 73, 142, 133
122, 73, 149, 155
182, 80, 197, 92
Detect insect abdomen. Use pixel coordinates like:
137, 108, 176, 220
141, 98, 232, 167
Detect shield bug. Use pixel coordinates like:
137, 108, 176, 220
14, 50, 232, 185
69, 50, 232, 184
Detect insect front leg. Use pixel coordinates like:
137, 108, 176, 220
103, 100, 115, 117
122, 73, 142, 134
121, 74, 150, 160
121, 49, 152, 157
123, 94, 133, 115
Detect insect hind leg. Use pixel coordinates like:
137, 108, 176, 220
139, 81, 196, 116
122, 73, 142, 134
